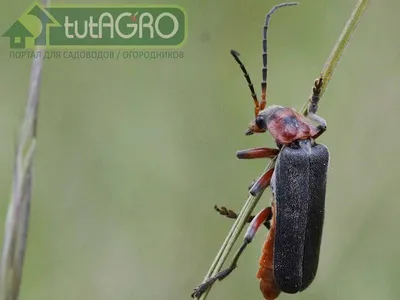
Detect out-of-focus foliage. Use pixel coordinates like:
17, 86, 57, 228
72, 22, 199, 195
0, 0, 399, 299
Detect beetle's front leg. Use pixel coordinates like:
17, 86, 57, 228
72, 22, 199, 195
307, 76, 327, 139
236, 147, 279, 159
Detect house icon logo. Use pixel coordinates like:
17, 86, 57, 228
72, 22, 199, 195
2, 2, 59, 49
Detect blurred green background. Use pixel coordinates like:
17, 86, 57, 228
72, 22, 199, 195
1, 0, 400, 299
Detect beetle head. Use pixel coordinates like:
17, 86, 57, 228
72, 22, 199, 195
245, 105, 283, 136
246, 115, 267, 135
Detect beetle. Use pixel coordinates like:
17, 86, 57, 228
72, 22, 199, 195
192, 2, 329, 300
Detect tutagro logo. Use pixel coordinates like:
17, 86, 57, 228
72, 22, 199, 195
2, 2, 187, 49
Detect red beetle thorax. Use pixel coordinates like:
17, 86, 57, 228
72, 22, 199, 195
266, 108, 315, 145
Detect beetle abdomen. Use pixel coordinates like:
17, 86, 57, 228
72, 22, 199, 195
271, 139, 329, 293
257, 202, 281, 300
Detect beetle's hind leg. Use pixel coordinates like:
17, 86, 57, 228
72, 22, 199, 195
191, 207, 272, 299
214, 205, 271, 229
307, 76, 327, 139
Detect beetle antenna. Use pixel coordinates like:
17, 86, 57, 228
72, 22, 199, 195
230, 49, 260, 117
261, 2, 299, 110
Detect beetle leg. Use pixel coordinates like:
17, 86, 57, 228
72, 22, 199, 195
214, 205, 271, 229
191, 207, 272, 299
249, 168, 274, 196
307, 76, 327, 139
258, 203, 280, 300
237, 147, 279, 159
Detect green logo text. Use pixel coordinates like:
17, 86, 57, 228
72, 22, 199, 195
2, 3, 187, 49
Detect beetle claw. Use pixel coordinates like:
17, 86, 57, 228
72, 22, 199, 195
248, 178, 257, 191
191, 277, 217, 299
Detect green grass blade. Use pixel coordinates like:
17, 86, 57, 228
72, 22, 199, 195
0, 0, 49, 299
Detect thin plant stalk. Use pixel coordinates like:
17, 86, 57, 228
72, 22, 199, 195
197, 0, 369, 299
0, 0, 49, 299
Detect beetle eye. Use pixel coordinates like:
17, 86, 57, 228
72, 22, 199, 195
255, 116, 266, 130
